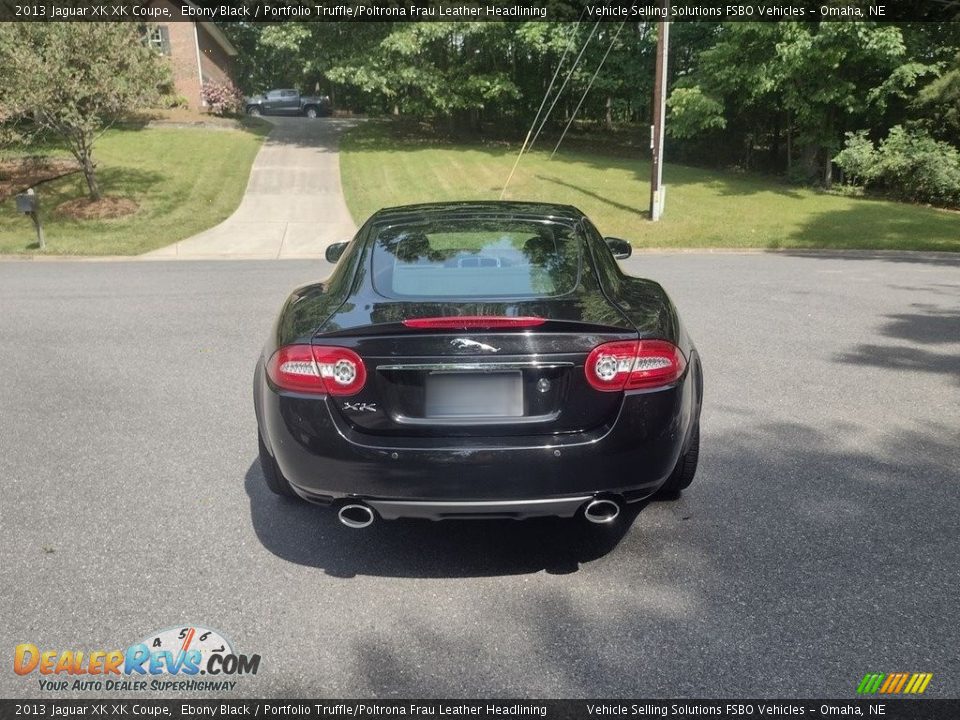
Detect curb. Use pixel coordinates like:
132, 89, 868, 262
2, 248, 958, 263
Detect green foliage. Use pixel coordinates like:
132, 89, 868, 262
0, 23, 170, 199
160, 94, 190, 110
873, 127, 960, 206
224, 19, 960, 196
327, 23, 523, 118
340, 122, 959, 253
833, 131, 877, 185
915, 52, 960, 145
224, 20, 641, 128
834, 126, 960, 207
0, 126, 264, 255
666, 87, 726, 139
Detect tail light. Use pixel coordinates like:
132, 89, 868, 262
402, 316, 545, 330
266, 344, 366, 396
585, 339, 686, 392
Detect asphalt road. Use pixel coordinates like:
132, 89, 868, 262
1, 252, 958, 699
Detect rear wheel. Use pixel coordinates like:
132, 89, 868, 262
657, 422, 699, 499
258, 432, 296, 498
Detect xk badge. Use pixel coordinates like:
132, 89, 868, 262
343, 401, 377, 413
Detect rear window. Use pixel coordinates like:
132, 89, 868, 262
370, 218, 582, 299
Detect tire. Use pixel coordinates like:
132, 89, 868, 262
246, 106, 261, 117
657, 422, 700, 499
258, 432, 297, 498
305, 106, 318, 119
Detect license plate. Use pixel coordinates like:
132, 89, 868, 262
424, 372, 523, 418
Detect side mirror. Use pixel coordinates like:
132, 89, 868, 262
325, 241, 349, 264
604, 237, 632, 260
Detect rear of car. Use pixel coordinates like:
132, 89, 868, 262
254, 204, 700, 522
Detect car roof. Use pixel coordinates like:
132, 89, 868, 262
371, 201, 586, 223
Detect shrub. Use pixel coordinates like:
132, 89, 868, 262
160, 93, 190, 109
833, 131, 878, 186
201, 81, 244, 117
834, 126, 960, 208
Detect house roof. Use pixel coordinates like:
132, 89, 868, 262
197, 20, 238, 57
149, 0, 238, 56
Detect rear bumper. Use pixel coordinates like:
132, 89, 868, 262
255, 360, 699, 513
366, 496, 592, 521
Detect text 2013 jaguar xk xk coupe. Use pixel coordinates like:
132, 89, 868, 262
254, 202, 703, 528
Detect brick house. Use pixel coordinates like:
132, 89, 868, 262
145, 0, 238, 111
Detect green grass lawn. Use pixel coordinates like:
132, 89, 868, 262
341, 122, 959, 252
0, 124, 266, 255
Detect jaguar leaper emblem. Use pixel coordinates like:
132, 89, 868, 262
450, 338, 500, 353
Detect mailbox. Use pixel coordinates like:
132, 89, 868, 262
15, 188, 45, 250
16, 189, 38, 214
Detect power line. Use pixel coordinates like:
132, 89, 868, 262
528, 18, 602, 152
499, 11, 585, 199
550, 21, 627, 160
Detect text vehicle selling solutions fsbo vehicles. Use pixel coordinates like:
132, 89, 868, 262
253, 202, 703, 528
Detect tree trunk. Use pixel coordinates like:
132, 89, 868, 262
786, 110, 792, 177
81, 153, 101, 201
822, 108, 835, 189
605, 95, 613, 130
800, 143, 818, 181
770, 112, 781, 172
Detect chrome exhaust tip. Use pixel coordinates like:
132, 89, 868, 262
583, 498, 621, 524
338, 504, 375, 529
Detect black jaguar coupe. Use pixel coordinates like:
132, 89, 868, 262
254, 202, 703, 528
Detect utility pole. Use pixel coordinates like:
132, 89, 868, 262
649, 7, 669, 222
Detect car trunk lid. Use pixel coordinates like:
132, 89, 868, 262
315, 299, 636, 438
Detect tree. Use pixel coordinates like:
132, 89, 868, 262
662, 22, 949, 180
915, 52, 960, 145
0, 23, 170, 200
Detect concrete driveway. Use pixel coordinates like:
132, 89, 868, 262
145, 117, 358, 259
1, 252, 958, 698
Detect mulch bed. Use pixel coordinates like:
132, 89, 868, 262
55, 196, 139, 220
1, 157, 138, 219
0, 157, 81, 201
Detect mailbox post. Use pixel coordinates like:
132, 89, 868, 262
15, 188, 45, 250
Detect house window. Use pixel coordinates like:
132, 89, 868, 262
147, 26, 170, 56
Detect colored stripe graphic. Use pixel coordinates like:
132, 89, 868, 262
857, 673, 883, 694
858, 673, 932, 695
892, 673, 909, 693
879, 674, 897, 693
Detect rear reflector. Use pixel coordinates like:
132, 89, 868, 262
402, 316, 546, 330
585, 339, 686, 392
267, 344, 366, 396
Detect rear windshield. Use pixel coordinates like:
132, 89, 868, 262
370, 218, 581, 299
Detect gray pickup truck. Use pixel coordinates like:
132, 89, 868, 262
245, 89, 332, 118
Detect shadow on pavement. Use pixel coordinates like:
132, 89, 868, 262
244, 462, 644, 578
779, 248, 960, 267
834, 305, 960, 383
261, 419, 960, 696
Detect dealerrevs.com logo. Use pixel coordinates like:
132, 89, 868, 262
14, 625, 260, 692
